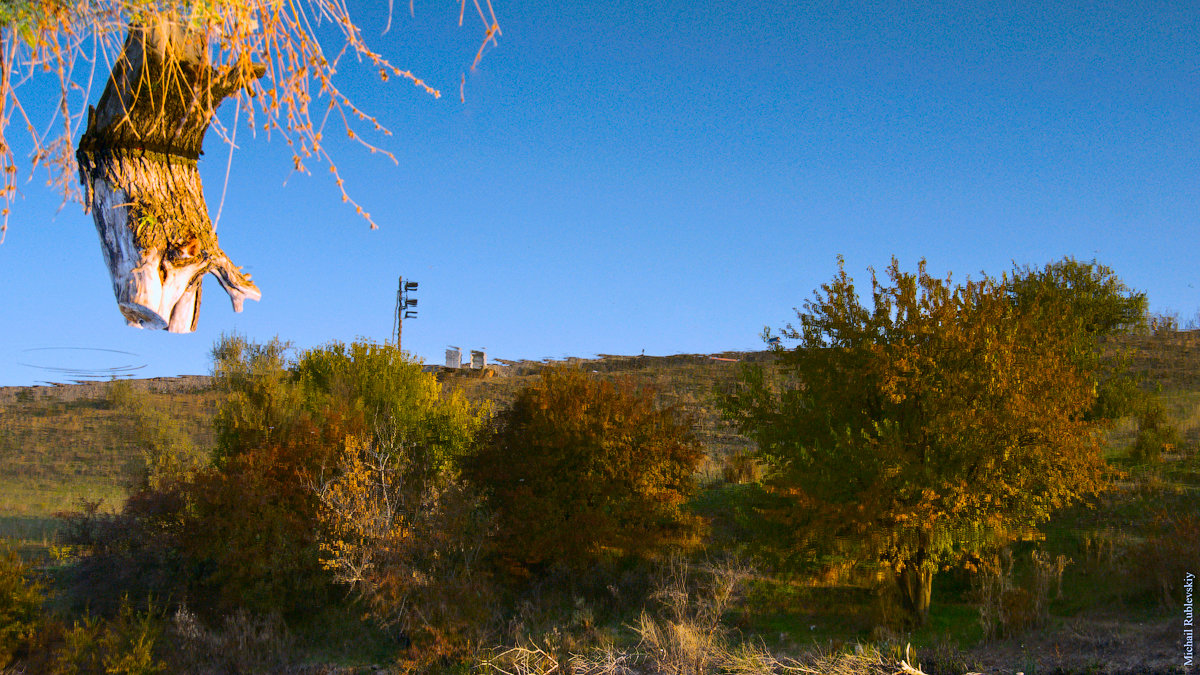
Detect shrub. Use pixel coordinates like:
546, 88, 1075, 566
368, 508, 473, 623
63, 337, 489, 631
180, 408, 349, 618
0, 545, 45, 668
316, 434, 497, 666
56, 496, 193, 618
209, 335, 300, 466
295, 339, 485, 486
467, 367, 704, 573
1131, 401, 1183, 463
305, 342, 493, 664
50, 599, 165, 675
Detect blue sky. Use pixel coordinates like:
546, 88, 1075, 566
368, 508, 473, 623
0, 0, 1197, 385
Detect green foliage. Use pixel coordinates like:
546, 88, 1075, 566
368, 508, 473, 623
51, 599, 165, 675
103, 379, 137, 410
468, 367, 704, 573
295, 340, 484, 483
1009, 257, 1147, 338
1008, 257, 1148, 421
108, 385, 202, 492
1130, 400, 1184, 464
210, 334, 299, 466
722, 257, 1109, 624
0, 545, 45, 667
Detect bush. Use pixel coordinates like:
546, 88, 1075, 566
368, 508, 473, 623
56, 496, 193, 618
1131, 401, 1183, 463
63, 337, 488, 628
0, 545, 46, 668
49, 599, 165, 675
304, 342, 494, 664
180, 410, 348, 618
316, 435, 497, 666
467, 367, 704, 573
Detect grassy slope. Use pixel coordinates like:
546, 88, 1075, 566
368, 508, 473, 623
0, 377, 215, 551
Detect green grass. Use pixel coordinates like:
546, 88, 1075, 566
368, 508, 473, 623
0, 378, 214, 557
0, 477, 126, 515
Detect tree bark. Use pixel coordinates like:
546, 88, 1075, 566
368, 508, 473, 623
897, 559, 933, 626
78, 19, 264, 332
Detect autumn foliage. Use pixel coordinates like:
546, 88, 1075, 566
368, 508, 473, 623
468, 367, 704, 573
722, 258, 1115, 623
0, 546, 45, 668
305, 343, 492, 662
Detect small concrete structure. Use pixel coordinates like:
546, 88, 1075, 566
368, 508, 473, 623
470, 350, 486, 370
445, 346, 462, 369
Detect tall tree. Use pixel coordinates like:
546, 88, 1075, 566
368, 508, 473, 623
721, 258, 1110, 624
0, 0, 498, 330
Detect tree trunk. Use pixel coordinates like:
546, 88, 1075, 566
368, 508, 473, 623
77, 19, 264, 332
897, 560, 933, 626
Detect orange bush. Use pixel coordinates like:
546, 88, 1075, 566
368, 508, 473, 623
468, 367, 703, 573
182, 405, 359, 618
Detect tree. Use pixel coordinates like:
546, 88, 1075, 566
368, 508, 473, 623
0, 0, 498, 330
1008, 257, 1148, 421
466, 367, 704, 574
721, 258, 1109, 625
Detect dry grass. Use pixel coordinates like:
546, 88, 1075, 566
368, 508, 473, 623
479, 641, 937, 675
479, 556, 943, 675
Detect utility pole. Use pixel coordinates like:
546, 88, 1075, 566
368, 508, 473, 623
393, 277, 418, 349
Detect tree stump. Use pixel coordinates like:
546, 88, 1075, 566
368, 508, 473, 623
78, 19, 264, 332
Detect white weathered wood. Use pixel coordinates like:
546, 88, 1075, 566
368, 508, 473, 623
87, 164, 260, 333
79, 21, 263, 333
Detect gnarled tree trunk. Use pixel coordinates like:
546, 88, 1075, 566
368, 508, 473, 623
78, 19, 264, 332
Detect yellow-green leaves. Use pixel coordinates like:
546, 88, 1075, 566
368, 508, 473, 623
723, 257, 1114, 623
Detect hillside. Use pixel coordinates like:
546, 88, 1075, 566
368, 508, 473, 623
0, 352, 768, 544
3, 333, 1199, 536
0, 335, 1197, 672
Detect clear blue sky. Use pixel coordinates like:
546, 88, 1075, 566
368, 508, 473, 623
0, 0, 1197, 385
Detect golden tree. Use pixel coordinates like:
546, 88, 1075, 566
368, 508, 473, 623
722, 258, 1110, 624
0, 0, 498, 330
